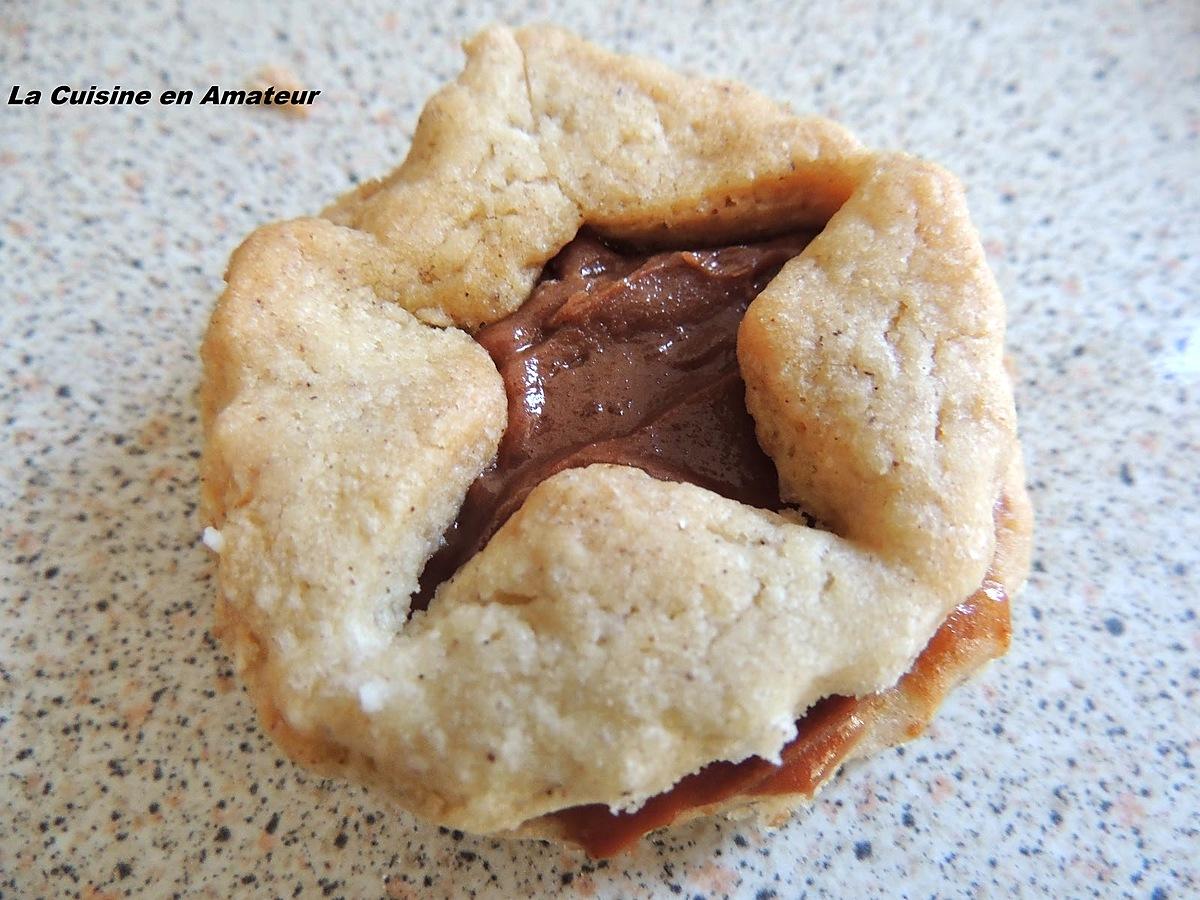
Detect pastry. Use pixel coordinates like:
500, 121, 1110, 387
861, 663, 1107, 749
200, 25, 1032, 856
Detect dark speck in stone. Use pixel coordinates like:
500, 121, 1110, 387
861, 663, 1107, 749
561, 872, 574, 886
44, 566, 60, 579
1105, 617, 1125, 636
115, 861, 132, 879
215, 826, 231, 842
853, 840, 873, 860
56, 385, 71, 398
1119, 462, 1134, 485
334, 832, 348, 848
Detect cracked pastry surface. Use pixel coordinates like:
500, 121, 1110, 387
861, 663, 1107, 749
200, 25, 1032, 845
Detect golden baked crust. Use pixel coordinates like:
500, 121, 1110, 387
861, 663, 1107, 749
514, 453, 1033, 849
200, 25, 1031, 841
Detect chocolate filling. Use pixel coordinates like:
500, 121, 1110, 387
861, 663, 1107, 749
413, 229, 817, 610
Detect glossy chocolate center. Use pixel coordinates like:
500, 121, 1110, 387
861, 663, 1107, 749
413, 230, 816, 611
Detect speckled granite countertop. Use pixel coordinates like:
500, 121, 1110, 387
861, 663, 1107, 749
2, 1, 1197, 897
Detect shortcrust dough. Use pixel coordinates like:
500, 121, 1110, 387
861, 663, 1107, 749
201, 25, 1031, 839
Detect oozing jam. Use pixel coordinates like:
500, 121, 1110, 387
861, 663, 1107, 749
412, 230, 1011, 856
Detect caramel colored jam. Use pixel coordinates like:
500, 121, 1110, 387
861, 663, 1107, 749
413, 230, 817, 609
